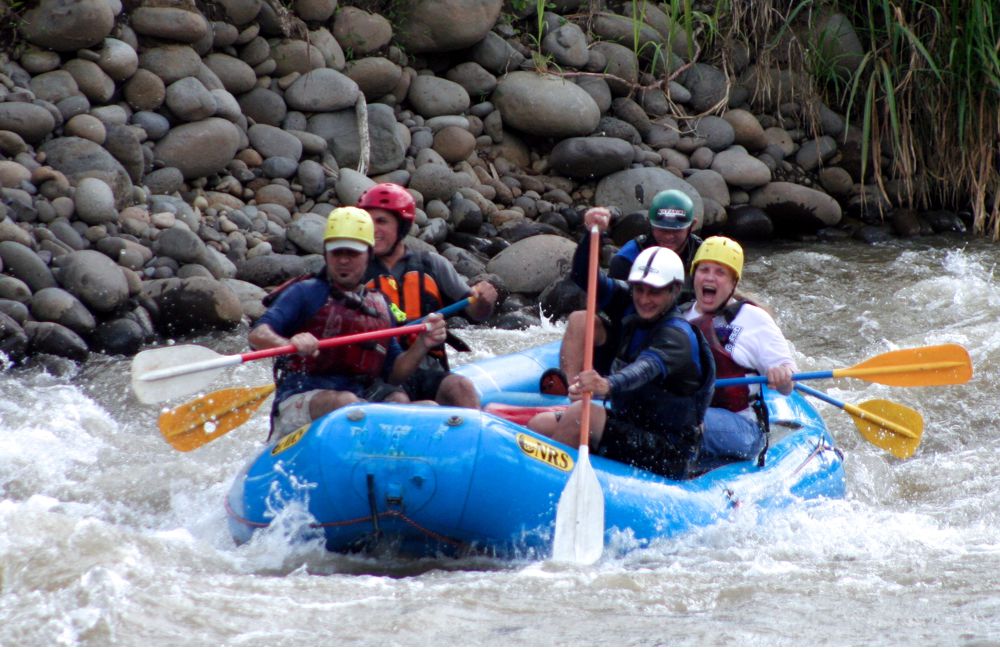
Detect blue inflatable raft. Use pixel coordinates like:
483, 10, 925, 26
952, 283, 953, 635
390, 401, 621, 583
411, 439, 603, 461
226, 341, 846, 557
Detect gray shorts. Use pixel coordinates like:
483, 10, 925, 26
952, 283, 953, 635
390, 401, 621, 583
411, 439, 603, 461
272, 389, 324, 438
272, 380, 405, 437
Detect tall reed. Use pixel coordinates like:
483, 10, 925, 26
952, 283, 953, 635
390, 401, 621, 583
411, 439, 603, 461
717, 0, 1000, 236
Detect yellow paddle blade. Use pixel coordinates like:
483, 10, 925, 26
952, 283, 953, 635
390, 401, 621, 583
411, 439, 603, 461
848, 399, 924, 460
839, 344, 972, 386
158, 384, 275, 452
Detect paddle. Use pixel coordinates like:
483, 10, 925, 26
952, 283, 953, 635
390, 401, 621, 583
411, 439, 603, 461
552, 225, 605, 564
159, 383, 276, 452
131, 322, 431, 404
153, 297, 473, 450
794, 383, 924, 459
715, 344, 971, 389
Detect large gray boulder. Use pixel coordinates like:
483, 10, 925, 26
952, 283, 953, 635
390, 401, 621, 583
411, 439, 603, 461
332, 7, 393, 56
0, 102, 57, 144
549, 137, 635, 180
408, 76, 471, 118
346, 57, 404, 100
25, 321, 89, 362
20, 0, 115, 51
286, 213, 327, 255
237, 254, 317, 287
56, 249, 130, 314
154, 118, 243, 180
711, 147, 772, 189
492, 72, 600, 138
29, 287, 97, 335
486, 234, 576, 294
595, 168, 704, 224
750, 181, 843, 231
130, 4, 211, 44
284, 69, 360, 112
682, 62, 729, 113
143, 277, 243, 334
396, 0, 503, 53
40, 137, 134, 209
0, 241, 57, 292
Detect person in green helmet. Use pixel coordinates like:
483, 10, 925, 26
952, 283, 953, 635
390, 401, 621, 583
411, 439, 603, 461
539, 190, 702, 396
609, 189, 703, 302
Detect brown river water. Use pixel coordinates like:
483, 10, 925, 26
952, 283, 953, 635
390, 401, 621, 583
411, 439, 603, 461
1, 236, 998, 645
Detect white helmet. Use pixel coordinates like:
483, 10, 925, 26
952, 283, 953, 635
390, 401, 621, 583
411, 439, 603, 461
628, 246, 685, 289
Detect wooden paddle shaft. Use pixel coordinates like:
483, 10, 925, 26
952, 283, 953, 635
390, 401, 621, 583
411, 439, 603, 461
579, 226, 601, 447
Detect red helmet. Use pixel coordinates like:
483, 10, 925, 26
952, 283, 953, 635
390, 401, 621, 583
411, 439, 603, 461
357, 183, 416, 223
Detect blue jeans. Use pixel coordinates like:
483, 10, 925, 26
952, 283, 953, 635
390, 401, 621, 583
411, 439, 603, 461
695, 407, 766, 473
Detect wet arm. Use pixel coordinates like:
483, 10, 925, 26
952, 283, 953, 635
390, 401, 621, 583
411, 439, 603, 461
605, 352, 667, 395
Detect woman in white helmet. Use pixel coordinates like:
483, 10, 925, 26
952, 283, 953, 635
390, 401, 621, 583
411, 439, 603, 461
683, 236, 796, 472
529, 209, 715, 479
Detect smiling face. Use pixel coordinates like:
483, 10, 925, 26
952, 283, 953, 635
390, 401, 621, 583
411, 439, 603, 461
369, 208, 403, 257
651, 226, 692, 254
630, 281, 680, 320
325, 247, 369, 290
693, 260, 738, 313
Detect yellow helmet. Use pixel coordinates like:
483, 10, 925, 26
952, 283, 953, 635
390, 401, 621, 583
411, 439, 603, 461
691, 236, 744, 281
324, 206, 374, 252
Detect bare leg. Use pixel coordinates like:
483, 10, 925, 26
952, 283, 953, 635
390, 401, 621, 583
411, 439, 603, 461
559, 310, 607, 381
308, 389, 364, 420
383, 390, 411, 403
528, 401, 607, 450
527, 411, 559, 437
435, 374, 481, 408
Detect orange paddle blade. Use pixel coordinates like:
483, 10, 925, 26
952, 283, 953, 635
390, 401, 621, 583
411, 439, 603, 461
838, 344, 972, 386
158, 384, 275, 452
849, 398, 925, 460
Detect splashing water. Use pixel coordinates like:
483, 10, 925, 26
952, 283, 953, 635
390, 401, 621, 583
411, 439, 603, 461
2, 237, 999, 645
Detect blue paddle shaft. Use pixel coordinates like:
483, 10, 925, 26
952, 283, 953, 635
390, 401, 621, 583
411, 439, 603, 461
793, 382, 846, 408
410, 296, 471, 324
715, 370, 834, 388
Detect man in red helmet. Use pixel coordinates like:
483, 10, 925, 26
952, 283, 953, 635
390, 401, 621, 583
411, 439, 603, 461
359, 182, 499, 408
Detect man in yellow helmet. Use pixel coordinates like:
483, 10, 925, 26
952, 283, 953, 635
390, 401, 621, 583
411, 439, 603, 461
683, 236, 796, 472
249, 207, 447, 439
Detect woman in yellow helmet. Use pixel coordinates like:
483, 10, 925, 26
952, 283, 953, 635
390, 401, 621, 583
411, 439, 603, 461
683, 236, 797, 472
248, 207, 447, 439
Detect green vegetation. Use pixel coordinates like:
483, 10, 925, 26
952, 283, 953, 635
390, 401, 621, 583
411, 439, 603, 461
0, 1, 29, 55
715, 0, 1000, 235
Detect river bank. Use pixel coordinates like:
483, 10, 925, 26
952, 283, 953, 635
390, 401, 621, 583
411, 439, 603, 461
0, 0, 975, 367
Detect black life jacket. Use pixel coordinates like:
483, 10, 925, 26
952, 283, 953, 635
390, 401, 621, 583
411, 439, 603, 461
610, 312, 715, 441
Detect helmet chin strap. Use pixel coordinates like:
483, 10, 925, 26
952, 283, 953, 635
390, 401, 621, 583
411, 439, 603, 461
392, 216, 411, 252
379, 219, 407, 264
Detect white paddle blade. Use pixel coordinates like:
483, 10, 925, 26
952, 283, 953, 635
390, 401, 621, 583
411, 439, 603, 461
130, 345, 235, 404
552, 447, 605, 564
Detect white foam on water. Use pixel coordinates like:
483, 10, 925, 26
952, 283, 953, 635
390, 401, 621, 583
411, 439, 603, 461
3, 239, 1000, 645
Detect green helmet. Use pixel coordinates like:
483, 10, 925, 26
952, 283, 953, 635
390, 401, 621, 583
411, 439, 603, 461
648, 189, 694, 230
